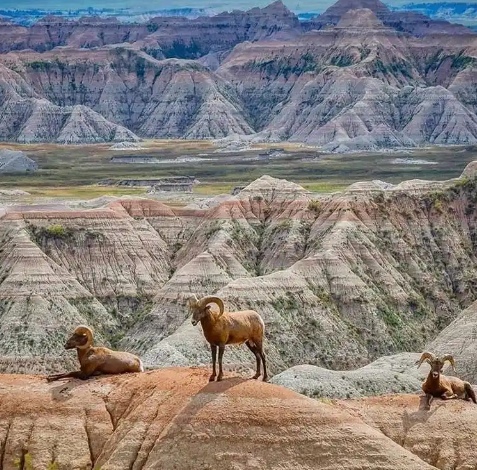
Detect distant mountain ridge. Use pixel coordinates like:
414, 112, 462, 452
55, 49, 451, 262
0, 0, 476, 148
395, 2, 477, 27
0, 7, 215, 26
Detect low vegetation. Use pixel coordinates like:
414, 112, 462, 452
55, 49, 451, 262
1, 142, 477, 199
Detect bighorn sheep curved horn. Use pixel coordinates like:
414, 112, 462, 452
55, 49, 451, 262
74, 325, 93, 349
46, 325, 144, 382
440, 354, 456, 371
187, 294, 200, 308
199, 296, 225, 316
417, 351, 436, 368
188, 293, 267, 382
417, 351, 476, 410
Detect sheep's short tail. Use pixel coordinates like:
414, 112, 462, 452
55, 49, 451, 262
139, 359, 145, 373
465, 382, 477, 404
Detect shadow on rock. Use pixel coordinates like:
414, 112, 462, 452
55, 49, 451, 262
164, 376, 247, 436
49, 379, 86, 402
401, 395, 443, 434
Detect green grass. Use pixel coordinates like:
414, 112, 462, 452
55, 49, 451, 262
1, 141, 476, 199
23, 186, 147, 199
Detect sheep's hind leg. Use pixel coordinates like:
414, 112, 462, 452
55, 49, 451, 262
255, 340, 268, 382
245, 341, 261, 379
441, 391, 458, 400
217, 344, 225, 382
209, 345, 217, 382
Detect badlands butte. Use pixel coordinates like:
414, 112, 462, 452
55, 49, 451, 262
2, 162, 477, 382
1, 0, 477, 149
3, 163, 477, 469
4, 0, 477, 467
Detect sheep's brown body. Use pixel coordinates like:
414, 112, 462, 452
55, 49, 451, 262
200, 310, 265, 346
417, 351, 476, 410
188, 295, 267, 382
47, 325, 143, 382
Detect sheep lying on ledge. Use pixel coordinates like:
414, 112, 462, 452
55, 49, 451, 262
188, 294, 268, 382
47, 325, 143, 382
417, 351, 476, 410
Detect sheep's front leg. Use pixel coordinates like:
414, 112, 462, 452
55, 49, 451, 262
424, 393, 433, 410
46, 370, 89, 382
217, 343, 225, 382
209, 345, 217, 382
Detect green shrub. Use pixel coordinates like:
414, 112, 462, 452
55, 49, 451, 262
308, 200, 322, 214
45, 224, 69, 238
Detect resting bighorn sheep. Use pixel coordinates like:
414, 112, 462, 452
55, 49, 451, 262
188, 294, 268, 382
417, 351, 476, 409
47, 325, 143, 382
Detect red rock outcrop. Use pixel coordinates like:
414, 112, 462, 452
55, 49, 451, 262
0, 368, 436, 470
342, 394, 477, 469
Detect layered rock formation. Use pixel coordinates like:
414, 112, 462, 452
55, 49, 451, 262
3, 165, 477, 376
0, 148, 37, 173
271, 353, 426, 399
0, 368, 443, 470
427, 299, 477, 384
0, 0, 476, 146
0, 62, 138, 143
217, 7, 477, 150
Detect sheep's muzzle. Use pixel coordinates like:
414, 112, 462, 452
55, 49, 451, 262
191, 319, 198, 326
64, 333, 88, 349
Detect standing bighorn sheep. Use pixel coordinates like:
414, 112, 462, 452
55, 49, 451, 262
188, 294, 268, 382
417, 351, 476, 409
47, 325, 143, 382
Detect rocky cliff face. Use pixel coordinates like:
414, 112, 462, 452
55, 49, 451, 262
2, 166, 477, 376
0, 48, 252, 141
216, 9, 477, 150
342, 394, 477, 469
0, 2, 298, 56
0, 62, 139, 143
0, 0, 475, 146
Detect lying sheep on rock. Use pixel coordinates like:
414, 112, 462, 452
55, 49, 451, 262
188, 294, 268, 382
417, 351, 476, 410
47, 325, 143, 382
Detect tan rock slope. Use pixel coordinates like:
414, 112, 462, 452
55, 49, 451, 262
0, 368, 436, 470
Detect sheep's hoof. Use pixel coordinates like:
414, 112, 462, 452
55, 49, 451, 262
251, 374, 260, 380
208, 375, 216, 382
262, 376, 268, 383
217, 375, 223, 382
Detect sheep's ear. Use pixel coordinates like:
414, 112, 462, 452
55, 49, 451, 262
187, 294, 199, 308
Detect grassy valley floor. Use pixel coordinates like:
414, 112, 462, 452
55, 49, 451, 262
0, 140, 476, 198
